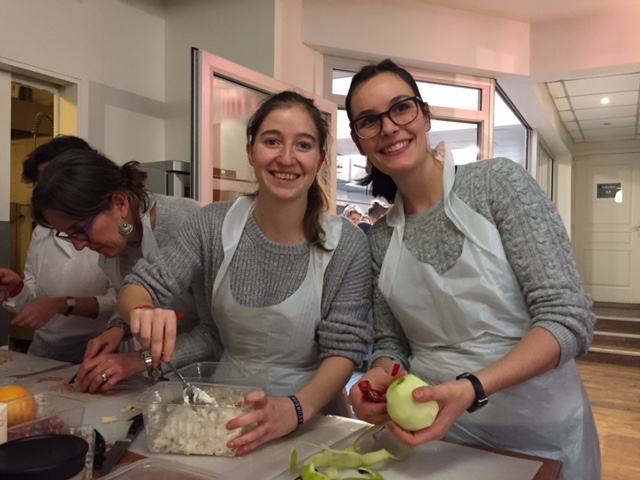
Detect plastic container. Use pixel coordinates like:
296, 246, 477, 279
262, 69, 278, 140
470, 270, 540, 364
137, 381, 256, 456
0, 433, 88, 480
7, 392, 85, 441
100, 458, 222, 480
170, 361, 271, 390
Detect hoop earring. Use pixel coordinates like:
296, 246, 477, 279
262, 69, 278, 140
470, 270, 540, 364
118, 222, 133, 235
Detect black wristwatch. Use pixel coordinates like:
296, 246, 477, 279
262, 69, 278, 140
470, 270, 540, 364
140, 349, 162, 384
64, 297, 76, 316
456, 372, 488, 412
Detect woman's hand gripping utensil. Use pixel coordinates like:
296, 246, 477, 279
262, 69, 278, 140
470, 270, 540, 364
358, 363, 401, 403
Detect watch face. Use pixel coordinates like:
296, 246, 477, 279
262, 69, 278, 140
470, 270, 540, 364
140, 350, 162, 383
151, 367, 163, 382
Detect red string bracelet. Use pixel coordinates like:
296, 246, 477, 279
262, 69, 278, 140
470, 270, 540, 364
134, 304, 155, 310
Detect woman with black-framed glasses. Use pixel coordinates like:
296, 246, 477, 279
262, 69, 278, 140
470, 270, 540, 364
0, 136, 116, 364
31, 150, 222, 394
345, 59, 600, 480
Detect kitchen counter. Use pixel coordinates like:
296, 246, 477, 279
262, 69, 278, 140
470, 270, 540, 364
0, 352, 562, 480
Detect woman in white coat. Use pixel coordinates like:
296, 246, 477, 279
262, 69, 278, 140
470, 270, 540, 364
0, 136, 116, 363
345, 59, 600, 480
118, 91, 374, 455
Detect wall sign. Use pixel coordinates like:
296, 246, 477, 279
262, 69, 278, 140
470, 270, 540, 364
597, 183, 621, 199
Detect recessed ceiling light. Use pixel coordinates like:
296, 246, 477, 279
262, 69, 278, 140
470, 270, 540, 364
600, 97, 610, 105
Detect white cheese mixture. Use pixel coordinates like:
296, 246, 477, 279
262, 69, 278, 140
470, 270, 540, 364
145, 387, 249, 456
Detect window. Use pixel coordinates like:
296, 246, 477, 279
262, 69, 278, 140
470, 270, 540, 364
494, 86, 530, 168
536, 142, 554, 199
193, 49, 338, 205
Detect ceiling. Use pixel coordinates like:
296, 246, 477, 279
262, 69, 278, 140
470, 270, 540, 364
547, 74, 640, 143
418, 0, 640, 146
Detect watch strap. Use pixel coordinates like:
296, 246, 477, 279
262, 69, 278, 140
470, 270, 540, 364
456, 372, 488, 412
64, 297, 76, 316
107, 322, 132, 338
140, 349, 162, 384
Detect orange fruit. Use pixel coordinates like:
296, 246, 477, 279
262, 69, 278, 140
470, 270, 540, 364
0, 385, 38, 427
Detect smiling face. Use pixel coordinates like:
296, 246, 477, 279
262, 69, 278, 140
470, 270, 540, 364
349, 72, 431, 181
247, 105, 325, 205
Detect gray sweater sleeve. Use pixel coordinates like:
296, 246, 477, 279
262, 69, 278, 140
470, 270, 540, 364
369, 158, 595, 368
125, 202, 374, 368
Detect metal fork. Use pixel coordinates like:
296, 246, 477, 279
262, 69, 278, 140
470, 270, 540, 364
165, 360, 209, 405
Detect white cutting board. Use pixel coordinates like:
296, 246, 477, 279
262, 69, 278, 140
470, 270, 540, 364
127, 415, 543, 480
276, 440, 543, 480
128, 415, 369, 480
0, 350, 69, 378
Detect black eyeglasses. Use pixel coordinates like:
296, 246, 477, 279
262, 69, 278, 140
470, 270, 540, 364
351, 96, 424, 139
55, 214, 98, 243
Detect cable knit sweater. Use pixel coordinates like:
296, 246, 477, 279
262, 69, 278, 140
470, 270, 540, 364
124, 201, 374, 367
369, 157, 595, 368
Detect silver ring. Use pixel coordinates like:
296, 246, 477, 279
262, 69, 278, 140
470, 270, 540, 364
101, 372, 110, 383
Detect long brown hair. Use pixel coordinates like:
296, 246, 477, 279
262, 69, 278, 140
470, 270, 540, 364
246, 90, 332, 251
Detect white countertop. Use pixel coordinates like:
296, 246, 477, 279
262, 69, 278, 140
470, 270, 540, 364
1, 353, 545, 480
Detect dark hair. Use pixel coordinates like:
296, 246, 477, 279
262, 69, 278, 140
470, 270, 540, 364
345, 59, 430, 203
368, 199, 389, 221
32, 149, 149, 228
246, 90, 332, 250
23, 135, 97, 184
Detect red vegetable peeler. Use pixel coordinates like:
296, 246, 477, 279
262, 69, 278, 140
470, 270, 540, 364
358, 380, 387, 403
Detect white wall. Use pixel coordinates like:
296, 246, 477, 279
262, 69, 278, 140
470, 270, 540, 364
274, 0, 321, 94
300, 0, 531, 76
2, 0, 639, 233
531, 5, 640, 76
164, 0, 277, 163
289, 0, 640, 231
0, 0, 166, 163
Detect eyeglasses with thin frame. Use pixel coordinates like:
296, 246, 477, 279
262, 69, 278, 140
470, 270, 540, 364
55, 214, 98, 243
351, 96, 425, 139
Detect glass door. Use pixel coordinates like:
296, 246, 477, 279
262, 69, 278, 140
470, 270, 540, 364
192, 49, 338, 206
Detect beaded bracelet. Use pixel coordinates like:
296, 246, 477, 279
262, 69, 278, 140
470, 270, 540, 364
289, 395, 304, 426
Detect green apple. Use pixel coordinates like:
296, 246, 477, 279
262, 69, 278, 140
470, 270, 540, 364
386, 374, 439, 431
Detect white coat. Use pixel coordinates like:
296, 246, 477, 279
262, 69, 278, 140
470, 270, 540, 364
3, 226, 116, 363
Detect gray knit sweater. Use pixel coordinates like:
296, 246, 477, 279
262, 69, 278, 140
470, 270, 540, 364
124, 201, 374, 367
107, 194, 221, 370
369, 157, 595, 368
